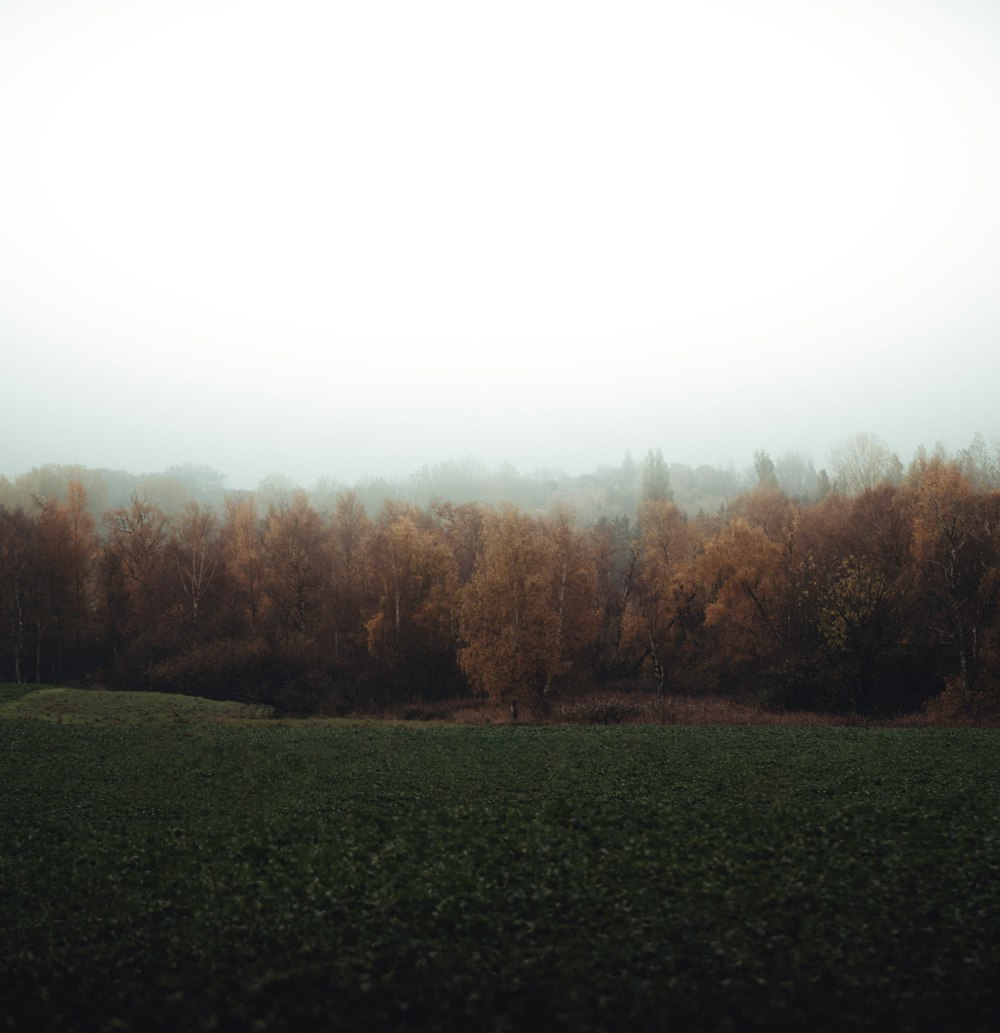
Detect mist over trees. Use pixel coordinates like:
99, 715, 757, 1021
3, 433, 1000, 717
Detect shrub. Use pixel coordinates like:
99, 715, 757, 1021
551, 694, 673, 725
146, 637, 340, 713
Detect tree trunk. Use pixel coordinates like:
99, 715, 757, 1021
648, 627, 666, 696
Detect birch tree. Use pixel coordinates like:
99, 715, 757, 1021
458, 508, 560, 718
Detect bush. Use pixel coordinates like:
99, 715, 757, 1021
922, 676, 1000, 726
758, 662, 849, 715
551, 694, 673, 725
147, 638, 282, 703
146, 637, 343, 714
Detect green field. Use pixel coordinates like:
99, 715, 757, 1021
2, 686, 999, 1032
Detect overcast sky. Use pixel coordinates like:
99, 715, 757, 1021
3, 0, 999, 489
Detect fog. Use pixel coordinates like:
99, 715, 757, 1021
3, 0, 999, 490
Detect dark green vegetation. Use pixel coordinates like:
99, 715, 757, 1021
3, 687, 1000, 1032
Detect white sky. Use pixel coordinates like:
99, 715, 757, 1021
2, 0, 999, 488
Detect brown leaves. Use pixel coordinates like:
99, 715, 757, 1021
458, 508, 600, 706
458, 509, 560, 706
364, 512, 458, 670
910, 459, 1000, 699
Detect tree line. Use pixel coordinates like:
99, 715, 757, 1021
2, 439, 1000, 717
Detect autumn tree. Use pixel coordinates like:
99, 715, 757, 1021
262, 492, 331, 639
782, 489, 903, 711
169, 502, 224, 638
0, 507, 34, 682
459, 508, 561, 719
100, 494, 172, 678
29, 482, 99, 681
246, 492, 339, 710
910, 459, 1000, 704
541, 509, 600, 694
62, 481, 99, 668
817, 556, 900, 712
696, 516, 787, 686
222, 496, 268, 633
364, 508, 459, 699
589, 515, 645, 684
825, 485, 918, 709
431, 500, 486, 586
104, 494, 171, 609
729, 484, 796, 541
632, 499, 700, 695
144, 496, 273, 704
328, 490, 373, 660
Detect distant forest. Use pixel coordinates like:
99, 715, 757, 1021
2, 431, 1000, 718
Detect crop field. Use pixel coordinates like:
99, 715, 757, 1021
2, 686, 1000, 1032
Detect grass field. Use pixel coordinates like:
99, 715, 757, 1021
2, 685, 999, 1032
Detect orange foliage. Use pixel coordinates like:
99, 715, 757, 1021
7, 455, 1000, 719
364, 511, 458, 674
699, 517, 785, 662
458, 508, 562, 713
910, 459, 1000, 701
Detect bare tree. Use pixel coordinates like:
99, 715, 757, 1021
830, 433, 903, 496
